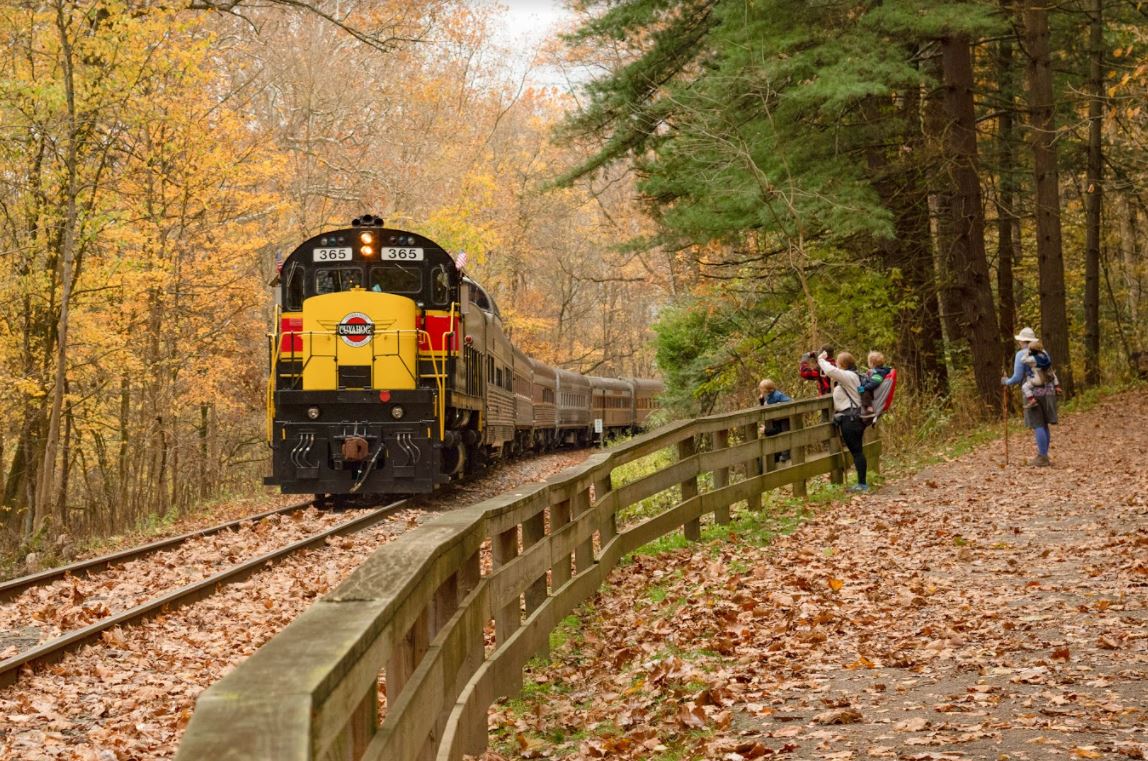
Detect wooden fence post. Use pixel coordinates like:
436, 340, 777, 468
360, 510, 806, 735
426, 571, 462, 759
521, 509, 548, 659
386, 606, 430, 714
593, 472, 615, 548
458, 549, 488, 759
829, 420, 844, 485
743, 422, 762, 511
571, 487, 594, 574
678, 436, 700, 540
492, 526, 522, 696
550, 499, 572, 589
711, 429, 730, 525
789, 410, 807, 498
350, 678, 378, 760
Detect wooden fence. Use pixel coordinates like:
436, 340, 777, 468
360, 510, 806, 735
176, 397, 879, 761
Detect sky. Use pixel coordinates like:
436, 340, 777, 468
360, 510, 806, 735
488, 0, 572, 47
478, 0, 577, 88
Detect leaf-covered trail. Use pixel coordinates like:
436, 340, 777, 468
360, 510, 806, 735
486, 393, 1148, 760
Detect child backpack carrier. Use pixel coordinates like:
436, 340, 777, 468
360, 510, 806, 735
1030, 350, 1052, 386
861, 367, 897, 425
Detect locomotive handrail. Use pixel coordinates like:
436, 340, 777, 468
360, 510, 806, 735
266, 303, 282, 441
178, 396, 877, 761
416, 328, 447, 439
274, 328, 425, 390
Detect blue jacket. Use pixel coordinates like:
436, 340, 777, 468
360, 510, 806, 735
761, 389, 791, 405
1003, 348, 1051, 385
858, 365, 892, 395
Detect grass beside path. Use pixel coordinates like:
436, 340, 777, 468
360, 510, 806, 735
481, 388, 1148, 761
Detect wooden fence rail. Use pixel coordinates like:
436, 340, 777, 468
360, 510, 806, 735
176, 397, 879, 761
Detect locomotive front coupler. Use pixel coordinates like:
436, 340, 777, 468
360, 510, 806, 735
332, 425, 379, 470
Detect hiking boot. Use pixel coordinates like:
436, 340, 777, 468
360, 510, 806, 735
847, 484, 869, 493
1028, 455, 1051, 467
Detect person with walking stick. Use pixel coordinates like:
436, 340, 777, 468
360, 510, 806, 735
1001, 327, 1060, 467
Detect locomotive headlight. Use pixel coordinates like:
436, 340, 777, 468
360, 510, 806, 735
307, 407, 321, 420
390, 405, 405, 420
361, 244, 375, 257
359, 231, 375, 245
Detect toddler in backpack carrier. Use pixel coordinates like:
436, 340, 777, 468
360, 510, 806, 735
857, 352, 894, 422
1021, 340, 1057, 408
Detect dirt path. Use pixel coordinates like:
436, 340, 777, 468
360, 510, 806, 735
485, 393, 1148, 760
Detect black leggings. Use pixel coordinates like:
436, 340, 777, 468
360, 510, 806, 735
838, 417, 867, 485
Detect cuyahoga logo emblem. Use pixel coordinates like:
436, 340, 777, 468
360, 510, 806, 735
337, 312, 374, 347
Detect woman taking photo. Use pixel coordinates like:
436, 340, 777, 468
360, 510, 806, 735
817, 351, 868, 492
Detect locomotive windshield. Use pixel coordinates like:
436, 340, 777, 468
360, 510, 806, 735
369, 264, 422, 294
316, 268, 362, 294
279, 225, 460, 311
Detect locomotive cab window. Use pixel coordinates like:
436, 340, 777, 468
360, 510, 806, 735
369, 264, 421, 294
431, 265, 451, 306
283, 263, 304, 311
316, 268, 363, 295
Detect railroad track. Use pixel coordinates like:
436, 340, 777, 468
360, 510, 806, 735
0, 499, 319, 603
0, 499, 408, 687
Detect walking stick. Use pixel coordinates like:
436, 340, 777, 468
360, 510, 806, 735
1002, 384, 1009, 468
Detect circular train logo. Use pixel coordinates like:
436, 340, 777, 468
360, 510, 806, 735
336, 312, 374, 347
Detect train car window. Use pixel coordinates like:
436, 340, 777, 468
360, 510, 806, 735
431, 265, 451, 306
316, 268, 363, 295
470, 284, 492, 312
369, 264, 421, 294
283, 263, 304, 311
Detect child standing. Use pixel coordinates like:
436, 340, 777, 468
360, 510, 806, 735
799, 345, 835, 396
758, 379, 792, 463
758, 378, 792, 406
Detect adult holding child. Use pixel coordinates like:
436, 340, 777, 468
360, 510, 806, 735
817, 350, 868, 492
1001, 327, 1059, 467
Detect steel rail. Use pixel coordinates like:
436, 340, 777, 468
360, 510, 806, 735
0, 499, 409, 687
0, 500, 317, 604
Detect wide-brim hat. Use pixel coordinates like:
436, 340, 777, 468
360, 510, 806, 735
1014, 327, 1038, 342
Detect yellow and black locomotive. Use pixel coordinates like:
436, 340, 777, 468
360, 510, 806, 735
266, 216, 662, 497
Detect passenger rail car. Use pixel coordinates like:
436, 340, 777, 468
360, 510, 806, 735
265, 216, 663, 496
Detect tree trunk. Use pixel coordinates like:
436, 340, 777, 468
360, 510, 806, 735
1117, 194, 1141, 342
1023, 0, 1073, 394
995, 9, 1020, 355
35, 2, 83, 531
923, 56, 964, 362
865, 79, 948, 392
1083, 0, 1104, 385
199, 404, 210, 500
940, 34, 1002, 412
59, 399, 74, 529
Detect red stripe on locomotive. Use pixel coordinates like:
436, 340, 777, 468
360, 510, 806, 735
280, 316, 303, 352
417, 313, 459, 352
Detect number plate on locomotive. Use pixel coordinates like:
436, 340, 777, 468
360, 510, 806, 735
313, 247, 353, 262
382, 247, 424, 261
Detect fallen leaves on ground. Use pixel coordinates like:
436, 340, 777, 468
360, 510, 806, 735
480, 393, 1148, 761
0, 450, 590, 760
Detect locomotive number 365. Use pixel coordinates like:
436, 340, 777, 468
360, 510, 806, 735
382, 247, 424, 261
